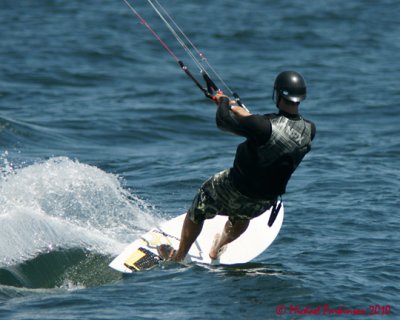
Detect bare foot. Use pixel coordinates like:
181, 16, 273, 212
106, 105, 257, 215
209, 234, 227, 260
157, 244, 176, 261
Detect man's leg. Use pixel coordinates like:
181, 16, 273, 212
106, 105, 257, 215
160, 170, 227, 261
170, 213, 204, 262
209, 219, 249, 259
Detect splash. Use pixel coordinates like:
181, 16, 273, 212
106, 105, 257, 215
0, 156, 163, 268
0, 150, 15, 177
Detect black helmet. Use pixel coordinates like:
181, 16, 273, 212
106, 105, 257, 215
273, 71, 306, 104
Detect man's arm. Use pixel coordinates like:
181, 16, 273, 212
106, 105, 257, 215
214, 95, 271, 145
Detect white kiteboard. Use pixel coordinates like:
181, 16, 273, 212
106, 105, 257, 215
109, 201, 284, 273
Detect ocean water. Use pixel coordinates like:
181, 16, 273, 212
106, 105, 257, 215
0, 0, 399, 319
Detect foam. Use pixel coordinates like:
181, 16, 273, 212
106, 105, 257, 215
0, 157, 163, 267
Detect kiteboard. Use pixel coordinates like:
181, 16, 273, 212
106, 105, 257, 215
109, 201, 284, 273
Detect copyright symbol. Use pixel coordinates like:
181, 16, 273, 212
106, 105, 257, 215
276, 304, 286, 315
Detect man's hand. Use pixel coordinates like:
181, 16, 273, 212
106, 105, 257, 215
213, 92, 252, 117
212, 91, 228, 105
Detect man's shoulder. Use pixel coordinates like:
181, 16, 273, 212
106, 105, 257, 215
302, 117, 316, 129
302, 117, 316, 140
261, 113, 280, 121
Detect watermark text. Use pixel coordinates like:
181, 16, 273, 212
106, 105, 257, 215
275, 304, 392, 317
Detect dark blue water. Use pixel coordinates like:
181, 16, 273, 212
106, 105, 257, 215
1, 0, 399, 319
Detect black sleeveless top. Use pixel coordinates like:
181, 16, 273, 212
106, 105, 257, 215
216, 97, 316, 199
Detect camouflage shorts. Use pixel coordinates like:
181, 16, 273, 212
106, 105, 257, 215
188, 169, 277, 224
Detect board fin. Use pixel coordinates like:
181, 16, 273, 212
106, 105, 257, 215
124, 247, 162, 272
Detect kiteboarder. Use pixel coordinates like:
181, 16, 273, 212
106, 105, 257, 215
159, 71, 316, 261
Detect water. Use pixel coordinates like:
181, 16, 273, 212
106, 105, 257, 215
0, 0, 399, 319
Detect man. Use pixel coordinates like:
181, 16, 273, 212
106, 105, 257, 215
159, 70, 316, 261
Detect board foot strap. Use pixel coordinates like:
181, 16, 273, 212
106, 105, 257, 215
268, 201, 282, 227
